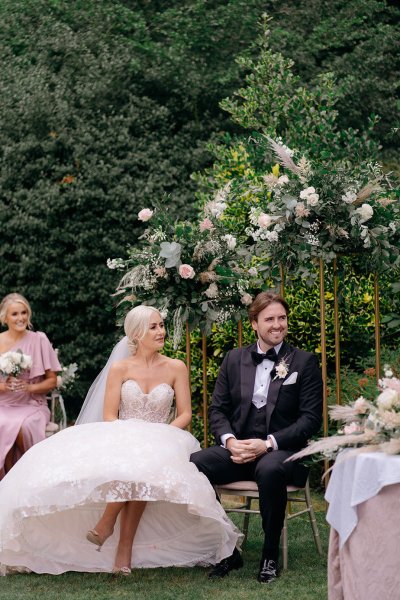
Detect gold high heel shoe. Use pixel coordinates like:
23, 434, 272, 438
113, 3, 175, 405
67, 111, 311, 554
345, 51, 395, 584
86, 529, 113, 552
112, 566, 132, 576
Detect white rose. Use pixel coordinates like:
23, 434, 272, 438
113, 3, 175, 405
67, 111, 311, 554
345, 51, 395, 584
20, 354, 32, 369
306, 193, 319, 206
376, 388, 399, 410
341, 190, 357, 204
300, 186, 316, 199
10, 351, 22, 365
222, 234, 237, 250
248, 267, 258, 277
138, 208, 154, 222
355, 203, 373, 224
278, 175, 289, 185
258, 213, 274, 229
0, 356, 14, 375
240, 293, 253, 306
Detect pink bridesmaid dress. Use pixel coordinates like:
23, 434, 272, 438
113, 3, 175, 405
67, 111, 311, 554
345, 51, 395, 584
0, 330, 61, 478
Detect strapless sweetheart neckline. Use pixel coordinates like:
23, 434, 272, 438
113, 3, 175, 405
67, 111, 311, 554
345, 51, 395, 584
122, 380, 174, 396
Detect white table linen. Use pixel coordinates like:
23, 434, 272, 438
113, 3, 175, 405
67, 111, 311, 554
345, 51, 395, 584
325, 451, 400, 547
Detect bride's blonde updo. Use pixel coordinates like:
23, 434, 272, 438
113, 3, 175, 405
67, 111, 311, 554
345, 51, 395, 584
124, 305, 162, 355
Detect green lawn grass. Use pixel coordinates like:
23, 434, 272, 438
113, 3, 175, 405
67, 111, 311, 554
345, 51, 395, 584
0, 493, 329, 600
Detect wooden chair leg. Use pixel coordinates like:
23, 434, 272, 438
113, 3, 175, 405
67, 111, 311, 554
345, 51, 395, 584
242, 497, 252, 546
282, 513, 288, 570
305, 483, 323, 555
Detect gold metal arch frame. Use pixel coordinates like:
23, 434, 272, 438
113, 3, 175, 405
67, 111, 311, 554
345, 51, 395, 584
184, 261, 381, 449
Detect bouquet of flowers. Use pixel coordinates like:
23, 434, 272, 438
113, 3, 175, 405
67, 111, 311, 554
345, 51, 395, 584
0, 350, 32, 378
57, 362, 78, 391
108, 193, 253, 347
291, 366, 400, 461
245, 137, 399, 279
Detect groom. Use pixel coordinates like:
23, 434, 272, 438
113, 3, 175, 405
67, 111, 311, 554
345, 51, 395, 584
191, 291, 323, 584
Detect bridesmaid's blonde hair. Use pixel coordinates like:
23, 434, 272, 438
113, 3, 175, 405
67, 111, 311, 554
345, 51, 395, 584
124, 305, 162, 355
0, 293, 33, 328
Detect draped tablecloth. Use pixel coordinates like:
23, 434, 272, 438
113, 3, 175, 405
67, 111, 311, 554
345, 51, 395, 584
325, 452, 400, 600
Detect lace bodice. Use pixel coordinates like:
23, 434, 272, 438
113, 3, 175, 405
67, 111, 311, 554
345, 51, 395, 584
119, 380, 174, 423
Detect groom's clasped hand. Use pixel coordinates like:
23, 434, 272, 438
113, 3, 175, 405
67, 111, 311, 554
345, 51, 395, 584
227, 438, 268, 464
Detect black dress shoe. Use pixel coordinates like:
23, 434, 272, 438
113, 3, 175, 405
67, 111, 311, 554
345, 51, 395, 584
208, 547, 243, 579
257, 558, 280, 584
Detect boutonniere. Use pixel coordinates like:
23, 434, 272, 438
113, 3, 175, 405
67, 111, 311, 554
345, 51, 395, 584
272, 356, 291, 381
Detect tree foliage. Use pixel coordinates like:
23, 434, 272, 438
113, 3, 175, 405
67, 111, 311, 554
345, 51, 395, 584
0, 0, 265, 414
264, 0, 400, 160
0, 0, 398, 419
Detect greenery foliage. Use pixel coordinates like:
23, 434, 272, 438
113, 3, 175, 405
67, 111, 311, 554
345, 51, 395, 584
0, 0, 268, 414
265, 0, 400, 162
0, 0, 398, 422
111, 197, 253, 345
243, 139, 399, 279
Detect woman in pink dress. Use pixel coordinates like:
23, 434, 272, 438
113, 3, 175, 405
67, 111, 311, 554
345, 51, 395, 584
0, 293, 61, 479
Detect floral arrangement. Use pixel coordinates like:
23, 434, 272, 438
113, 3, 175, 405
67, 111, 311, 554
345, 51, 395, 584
56, 362, 78, 391
244, 137, 399, 278
273, 357, 289, 380
108, 192, 253, 346
0, 350, 32, 378
292, 365, 400, 460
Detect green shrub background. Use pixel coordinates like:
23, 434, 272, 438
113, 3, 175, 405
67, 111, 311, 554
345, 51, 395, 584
0, 0, 398, 425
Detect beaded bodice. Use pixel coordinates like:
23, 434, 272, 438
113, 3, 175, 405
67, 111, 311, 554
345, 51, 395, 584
118, 380, 174, 423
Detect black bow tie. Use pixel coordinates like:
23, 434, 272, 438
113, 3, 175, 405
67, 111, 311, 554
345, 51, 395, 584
251, 348, 279, 365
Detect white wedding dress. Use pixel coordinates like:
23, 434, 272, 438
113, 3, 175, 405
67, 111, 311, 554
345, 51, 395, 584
0, 380, 240, 574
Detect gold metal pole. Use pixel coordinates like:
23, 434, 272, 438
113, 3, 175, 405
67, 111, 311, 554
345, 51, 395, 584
238, 320, 243, 348
374, 273, 381, 382
319, 258, 330, 482
333, 259, 341, 405
319, 259, 329, 437
279, 263, 285, 298
202, 333, 208, 448
185, 323, 192, 433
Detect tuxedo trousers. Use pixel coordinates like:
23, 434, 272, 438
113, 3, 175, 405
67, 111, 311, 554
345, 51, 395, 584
190, 446, 298, 560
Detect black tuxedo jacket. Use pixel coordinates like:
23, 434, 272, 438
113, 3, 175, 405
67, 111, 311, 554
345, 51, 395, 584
209, 342, 323, 452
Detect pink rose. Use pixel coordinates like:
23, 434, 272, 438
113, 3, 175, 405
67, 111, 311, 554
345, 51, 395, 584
179, 264, 195, 279
199, 218, 214, 232
138, 208, 154, 222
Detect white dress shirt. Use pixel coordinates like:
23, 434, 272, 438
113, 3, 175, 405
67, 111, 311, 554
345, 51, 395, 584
221, 341, 282, 450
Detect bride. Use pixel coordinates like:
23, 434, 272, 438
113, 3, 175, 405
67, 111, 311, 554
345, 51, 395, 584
0, 305, 240, 574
